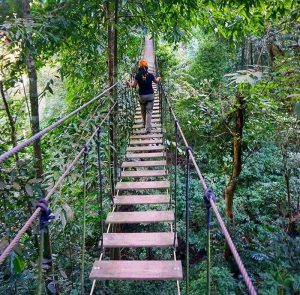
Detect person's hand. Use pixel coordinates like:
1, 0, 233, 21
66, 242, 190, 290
157, 77, 161, 82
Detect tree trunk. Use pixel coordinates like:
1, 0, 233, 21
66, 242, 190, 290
22, 0, 43, 179
240, 43, 245, 69
113, 0, 119, 187
0, 81, 18, 162
106, 0, 115, 195
224, 94, 245, 258
282, 145, 295, 235
106, 0, 120, 261
22, 1, 53, 292
256, 47, 263, 67
266, 32, 284, 65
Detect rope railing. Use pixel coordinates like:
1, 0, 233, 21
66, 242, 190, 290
159, 83, 257, 295
0, 100, 119, 265
0, 83, 119, 164
0, 80, 138, 294
0, 44, 143, 165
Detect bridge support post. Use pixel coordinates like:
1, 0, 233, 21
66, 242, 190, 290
185, 146, 191, 295
204, 189, 216, 295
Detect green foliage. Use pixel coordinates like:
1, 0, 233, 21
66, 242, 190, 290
190, 266, 236, 294
156, 42, 181, 79
1, 0, 300, 294
10, 251, 26, 274
188, 32, 237, 87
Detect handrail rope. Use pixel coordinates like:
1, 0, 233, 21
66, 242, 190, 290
159, 83, 257, 295
0, 82, 119, 164
0, 100, 118, 265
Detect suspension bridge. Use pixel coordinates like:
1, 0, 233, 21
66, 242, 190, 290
0, 37, 257, 295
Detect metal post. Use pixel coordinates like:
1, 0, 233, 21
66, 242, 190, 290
124, 88, 129, 134
36, 199, 54, 295
113, 99, 118, 190
174, 120, 179, 246
207, 206, 211, 295
185, 146, 191, 295
37, 224, 45, 295
204, 188, 216, 295
159, 83, 163, 128
96, 127, 104, 252
81, 145, 88, 295
108, 115, 114, 198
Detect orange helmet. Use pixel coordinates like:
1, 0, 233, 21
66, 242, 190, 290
138, 59, 148, 68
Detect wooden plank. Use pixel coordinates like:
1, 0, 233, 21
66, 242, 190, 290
127, 145, 165, 152
113, 194, 170, 205
132, 124, 161, 129
121, 170, 167, 178
130, 134, 163, 139
121, 160, 167, 168
116, 180, 170, 190
135, 105, 159, 108
132, 129, 162, 134
90, 260, 183, 281
126, 152, 165, 158
135, 118, 160, 124
130, 139, 163, 145
105, 210, 174, 224
102, 232, 177, 248
135, 108, 159, 112
135, 107, 159, 111
135, 114, 160, 119
134, 116, 160, 121
136, 107, 159, 112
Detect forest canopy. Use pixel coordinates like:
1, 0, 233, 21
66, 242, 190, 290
0, 0, 299, 294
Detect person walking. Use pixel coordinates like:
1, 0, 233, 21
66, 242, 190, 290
128, 59, 161, 134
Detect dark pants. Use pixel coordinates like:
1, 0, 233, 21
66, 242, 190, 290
139, 94, 154, 133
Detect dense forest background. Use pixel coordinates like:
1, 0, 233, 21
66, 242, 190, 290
0, 0, 299, 294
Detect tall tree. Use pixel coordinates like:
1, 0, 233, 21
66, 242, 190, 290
22, 0, 43, 179
22, 1, 53, 293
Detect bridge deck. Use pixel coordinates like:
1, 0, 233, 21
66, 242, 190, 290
89, 36, 182, 285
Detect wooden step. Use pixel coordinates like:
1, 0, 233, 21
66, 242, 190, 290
132, 129, 162, 134
130, 134, 163, 139
133, 124, 161, 129
135, 118, 160, 124
114, 194, 170, 205
130, 139, 163, 145
136, 105, 159, 108
135, 114, 160, 119
121, 170, 167, 178
126, 152, 165, 159
90, 260, 183, 280
135, 109, 159, 113
102, 232, 177, 248
105, 210, 174, 224
122, 160, 167, 168
135, 107, 159, 111
127, 145, 165, 152
116, 180, 170, 190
